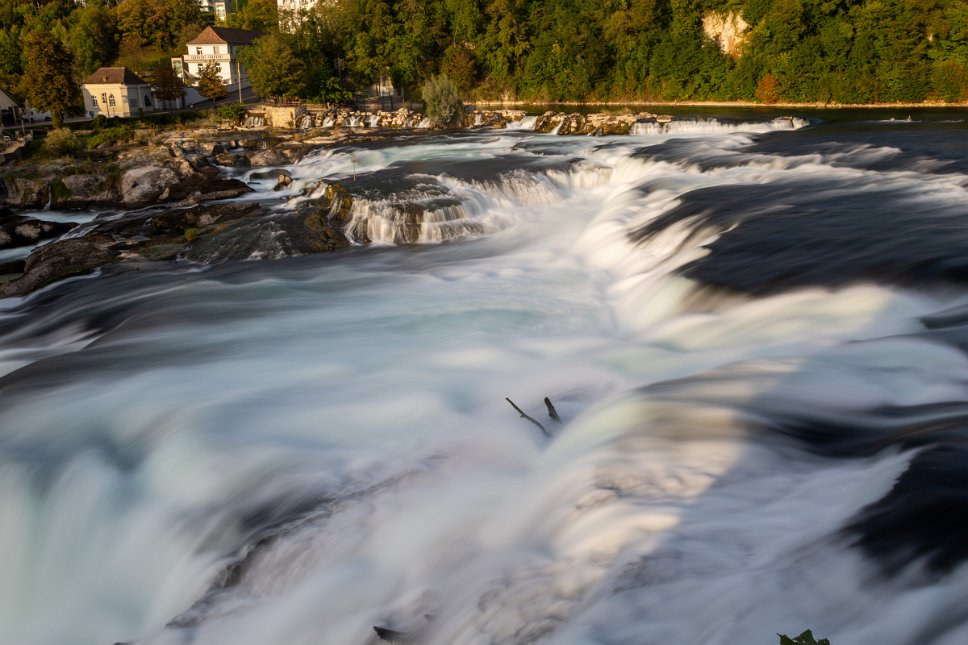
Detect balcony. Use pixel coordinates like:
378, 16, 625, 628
183, 53, 229, 62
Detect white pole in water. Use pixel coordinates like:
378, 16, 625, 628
351, 155, 357, 182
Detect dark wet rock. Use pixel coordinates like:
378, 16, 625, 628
374, 626, 417, 642
169, 178, 254, 206
245, 148, 286, 166
95, 201, 264, 241
249, 168, 291, 182
0, 236, 118, 298
0, 214, 76, 249
182, 205, 349, 263
0, 258, 25, 276
214, 152, 251, 168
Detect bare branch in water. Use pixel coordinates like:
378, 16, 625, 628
544, 397, 561, 423
505, 397, 550, 437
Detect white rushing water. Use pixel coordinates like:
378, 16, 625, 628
3, 117, 968, 645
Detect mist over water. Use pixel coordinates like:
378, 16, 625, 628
3, 112, 968, 645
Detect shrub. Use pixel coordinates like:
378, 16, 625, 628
41, 128, 81, 157
756, 73, 780, 103
84, 125, 134, 150
217, 103, 248, 124
422, 74, 464, 128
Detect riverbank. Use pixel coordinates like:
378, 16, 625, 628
473, 99, 968, 110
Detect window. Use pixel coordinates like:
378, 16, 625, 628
91, 96, 98, 107
108, 95, 116, 107
144, 95, 152, 107
196, 47, 203, 55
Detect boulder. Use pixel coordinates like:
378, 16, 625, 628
120, 165, 180, 207
6, 177, 47, 208
214, 152, 251, 167
57, 174, 120, 207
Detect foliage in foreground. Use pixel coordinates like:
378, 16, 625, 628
422, 74, 463, 128
41, 127, 81, 157
779, 629, 831, 645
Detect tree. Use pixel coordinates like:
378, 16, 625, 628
755, 72, 780, 103
422, 73, 463, 127
239, 33, 307, 99
114, 0, 202, 51
196, 62, 227, 108
151, 60, 185, 110
69, 5, 118, 76
223, 0, 278, 31
19, 30, 79, 128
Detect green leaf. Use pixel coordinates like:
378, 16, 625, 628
778, 629, 831, 645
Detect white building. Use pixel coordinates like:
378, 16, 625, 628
81, 67, 157, 118
195, 0, 232, 18
180, 26, 264, 87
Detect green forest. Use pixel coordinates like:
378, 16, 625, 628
3, 0, 968, 111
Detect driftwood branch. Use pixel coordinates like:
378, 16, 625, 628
505, 397, 550, 437
544, 397, 561, 423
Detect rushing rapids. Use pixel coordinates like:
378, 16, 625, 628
3, 110, 968, 645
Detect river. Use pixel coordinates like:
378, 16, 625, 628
2, 110, 967, 645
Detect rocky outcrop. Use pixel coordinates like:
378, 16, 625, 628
703, 11, 748, 58
0, 236, 117, 298
0, 213, 77, 249
1, 142, 253, 211
0, 182, 355, 297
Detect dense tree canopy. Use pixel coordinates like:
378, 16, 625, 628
2, 0, 968, 106
20, 30, 79, 127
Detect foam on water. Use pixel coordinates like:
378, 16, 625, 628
3, 114, 968, 645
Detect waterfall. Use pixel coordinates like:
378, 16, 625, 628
549, 121, 563, 135
322, 117, 335, 128
6, 114, 968, 645
507, 115, 538, 130
368, 115, 380, 127
417, 117, 431, 129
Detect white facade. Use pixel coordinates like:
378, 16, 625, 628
80, 68, 157, 118
183, 42, 239, 85
179, 27, 262, 88
81, 83, 155, 118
